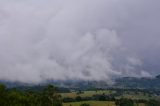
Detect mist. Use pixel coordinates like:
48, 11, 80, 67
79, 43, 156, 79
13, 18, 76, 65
0, 0, 160, 83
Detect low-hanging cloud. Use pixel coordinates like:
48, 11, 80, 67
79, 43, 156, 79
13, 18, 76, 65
0, 0, 159, 83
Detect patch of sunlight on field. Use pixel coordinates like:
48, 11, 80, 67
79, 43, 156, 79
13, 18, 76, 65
63, 101, 115, 106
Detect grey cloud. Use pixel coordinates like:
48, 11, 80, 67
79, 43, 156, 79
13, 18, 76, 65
0, 0, 159, 83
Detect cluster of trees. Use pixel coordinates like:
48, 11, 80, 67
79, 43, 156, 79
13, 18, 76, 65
115, 98, 135, 106
146, 99, 160, 106
0, 84, 62, 106
115, 98, 160, 106
63, 94, 160, 106
80, 103, 90, 106
1, 83, 160, 106
63, 94, 116, 103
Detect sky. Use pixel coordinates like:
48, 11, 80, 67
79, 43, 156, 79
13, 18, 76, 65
0, 0, 160, 83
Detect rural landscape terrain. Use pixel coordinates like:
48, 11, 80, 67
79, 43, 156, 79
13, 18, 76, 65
0, 75, 160, 106
0, 0, 160, 106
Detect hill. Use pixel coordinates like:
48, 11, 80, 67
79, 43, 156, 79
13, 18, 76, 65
0, 75, 160, 90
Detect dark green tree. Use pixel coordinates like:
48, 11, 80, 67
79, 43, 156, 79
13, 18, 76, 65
147, 99, 160, 106
115, 98, 134, 106
0, 84, 7, 106
75, 96, 82, 101
80, 103, 90, 106
40, 85, 62, 106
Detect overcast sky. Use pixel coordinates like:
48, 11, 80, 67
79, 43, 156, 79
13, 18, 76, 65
0, 0, 160, 83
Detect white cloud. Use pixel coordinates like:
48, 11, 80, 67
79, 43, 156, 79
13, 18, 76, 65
0, 0, 159, 83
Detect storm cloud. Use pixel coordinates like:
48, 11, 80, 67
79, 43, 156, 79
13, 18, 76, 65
0, 0, 159, 83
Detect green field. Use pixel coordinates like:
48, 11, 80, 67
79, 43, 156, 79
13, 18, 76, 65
63, 101, 145, 106
121, 93, 154, 100
61, 90, 115, 98
61, 90, 156, 100
63, 101, 115, 106
61, 90, 159, 106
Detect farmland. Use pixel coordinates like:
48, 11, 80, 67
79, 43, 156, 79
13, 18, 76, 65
61, 89, 159, 100
61, 90, 116, 98
63, 101, 146, 106
61, 89, 160, 106
63, 101, 115, 106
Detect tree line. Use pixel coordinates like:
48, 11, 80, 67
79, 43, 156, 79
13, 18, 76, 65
0, 84, 62, 106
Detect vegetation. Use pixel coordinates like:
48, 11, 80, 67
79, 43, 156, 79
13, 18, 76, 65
115, 98, 134, 106
0, 84, 62, 106
63, 101, 115, 106
61, 88, 160, 106
0, 83, 160, 106
146, 99, 160, 106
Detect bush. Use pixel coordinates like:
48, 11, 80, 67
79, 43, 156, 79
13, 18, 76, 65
146, 99, 160, 106
75, 96, 82, 101
0, 84, 62, 106
99, 95, 106, 101
80, 103, 90, 106
63, 97, 75, 102
115, 98, 134, 106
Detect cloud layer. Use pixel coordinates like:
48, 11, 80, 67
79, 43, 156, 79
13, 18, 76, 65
0, 0, 159, 83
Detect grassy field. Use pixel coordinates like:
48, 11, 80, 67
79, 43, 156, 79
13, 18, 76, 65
121, 93, 153, 100
61, 90, 116, 98
61, 90, 157, 100
63, 101, 115, 106
119, 91, 159, 100
61, 90, 158, 106
63, 101, 146, 106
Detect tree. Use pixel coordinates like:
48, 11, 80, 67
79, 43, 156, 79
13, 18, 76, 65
80, 103, 90, 106
40, 85, 62, 106
115, 98, 134, 106
0, 84, 7, 106
147, 99, 160, 106
99, 95, 106, 101
0, 84, 62, 106
75, 96, 82, 101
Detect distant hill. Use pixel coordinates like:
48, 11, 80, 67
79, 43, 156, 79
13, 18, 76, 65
0, 75, 160, 90
114, 76, 160, 89
156, 75, 160, 79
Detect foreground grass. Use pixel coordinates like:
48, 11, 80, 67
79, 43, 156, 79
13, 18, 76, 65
63, 101, 115, 106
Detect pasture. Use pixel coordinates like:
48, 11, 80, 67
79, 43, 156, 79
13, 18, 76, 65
61, 90, 116, 98
63, 101, 115, 106
63, 101, 145, 106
